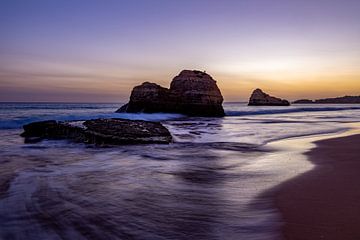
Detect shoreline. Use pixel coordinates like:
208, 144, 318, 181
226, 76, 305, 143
274, 132, 360, 239
2, 121, 360, 239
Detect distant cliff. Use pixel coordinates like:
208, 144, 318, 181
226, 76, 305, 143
293, 96, 360, 104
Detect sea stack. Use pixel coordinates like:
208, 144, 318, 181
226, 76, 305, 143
117, 70, 225, 117
248, 88, 290, 106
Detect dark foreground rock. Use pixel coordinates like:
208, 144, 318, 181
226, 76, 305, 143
117, 70, 225, 117
293, 95, 360, 104
248, 89, 290, 106
21, 119, 172, 145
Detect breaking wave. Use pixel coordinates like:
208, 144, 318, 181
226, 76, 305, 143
0, 112, 184, 129
225, 106, 360, 116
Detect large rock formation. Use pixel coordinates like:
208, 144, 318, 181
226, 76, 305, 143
21, 119, 172, 145
117, 70, 225, 117
293, 96, 360, 104
248, 89, 290, 106
118, 82, 171, 113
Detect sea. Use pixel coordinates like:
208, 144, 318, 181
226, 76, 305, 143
1, 102, 360, 240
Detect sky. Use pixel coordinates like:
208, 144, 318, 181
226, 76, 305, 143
0, 0, 359, 102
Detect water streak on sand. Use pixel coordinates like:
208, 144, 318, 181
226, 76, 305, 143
273, 126, 360, 239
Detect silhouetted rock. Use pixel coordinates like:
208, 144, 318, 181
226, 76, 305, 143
293, 99, 314, 104
119, 82, 171, 113
21, 120, 84, 143
248, 89, 290, 106
314, 96, 360, 104
21, 119, 172, 145
117, 70, 225, 117
293, 96, 360, 104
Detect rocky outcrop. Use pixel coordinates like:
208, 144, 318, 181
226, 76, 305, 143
118, 82, 170, 113
293, 96, 360, 104
293, 99, 314, 104
117, 70, 225, 117
315, 96, 360, 104
21, 119, 172, 145
248, 89, 290, 106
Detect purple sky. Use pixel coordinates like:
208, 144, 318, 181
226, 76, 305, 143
1, 0, 359, 102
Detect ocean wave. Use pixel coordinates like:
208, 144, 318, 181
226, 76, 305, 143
262, 127, 349, 145
0, 113, 184, 129
1, 104, 359, 129
0, 103, 120, 110
225, 106, 360, 116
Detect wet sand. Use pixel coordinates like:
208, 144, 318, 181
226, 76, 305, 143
276, 134, 360, 240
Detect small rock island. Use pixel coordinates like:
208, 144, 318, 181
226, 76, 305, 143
117, 70, 225, 117
292, 99, 314, 104
248, 88, 290, 106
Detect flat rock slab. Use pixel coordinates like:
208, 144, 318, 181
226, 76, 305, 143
21, 118, 172, 145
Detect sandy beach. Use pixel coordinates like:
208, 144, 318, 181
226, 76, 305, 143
276, 134, 360, 240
